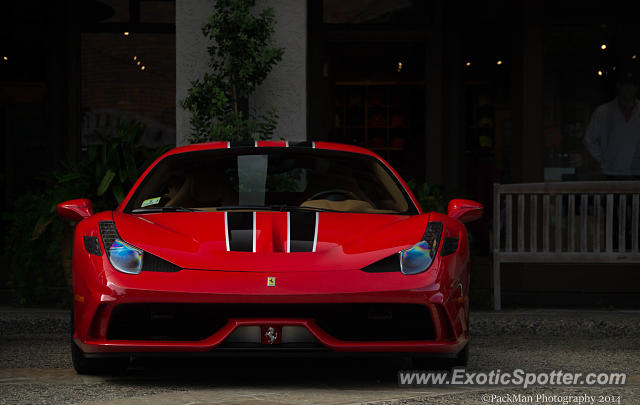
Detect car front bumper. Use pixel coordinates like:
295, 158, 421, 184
74, 267, 468, 356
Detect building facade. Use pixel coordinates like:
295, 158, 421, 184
3, 0, 640, 306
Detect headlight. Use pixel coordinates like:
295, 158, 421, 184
98, 220, 181, 274
108, 239, 143, 274
99, 221, 143, 275
399, 240, 433, 275
399, 221, 443, 275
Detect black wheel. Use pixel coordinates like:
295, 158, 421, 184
449, 342, 469, 368
70, 309, 128, 375
411, 344, 469, 370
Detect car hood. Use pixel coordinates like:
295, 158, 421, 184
113, 211, 430, 272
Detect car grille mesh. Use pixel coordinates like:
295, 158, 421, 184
99, 221, 118, 251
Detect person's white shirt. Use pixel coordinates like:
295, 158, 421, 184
584, 98, 640, 176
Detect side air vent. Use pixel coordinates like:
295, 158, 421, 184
83, 236, 102, 256
441, 237, 459, 256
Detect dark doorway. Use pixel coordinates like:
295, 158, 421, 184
307, 0, 429, 180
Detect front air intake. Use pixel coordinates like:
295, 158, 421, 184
106, 303, 435, 342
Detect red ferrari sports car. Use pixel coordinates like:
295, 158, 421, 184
57, 141, 482, 374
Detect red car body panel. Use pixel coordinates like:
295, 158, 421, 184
69, 142, 473, 357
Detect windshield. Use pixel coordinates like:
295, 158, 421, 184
123, 148, 417, 215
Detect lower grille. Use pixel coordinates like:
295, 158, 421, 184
106, 303, 435, 342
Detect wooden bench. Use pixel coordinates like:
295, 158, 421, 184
492, 181, 640, 310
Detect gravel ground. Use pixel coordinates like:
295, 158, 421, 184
1, 309, 639, 404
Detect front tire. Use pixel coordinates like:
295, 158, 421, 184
71, 309, 128, 375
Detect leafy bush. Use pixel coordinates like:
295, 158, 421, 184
180, 0, 284, 143
406, 179, 451, 214
91, 122, 171, 208
2, 123, 171, 306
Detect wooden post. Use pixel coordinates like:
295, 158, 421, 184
493, 183, 502, 310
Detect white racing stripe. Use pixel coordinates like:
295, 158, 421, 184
252, 211, 257, 252
286, 211, 291, 253
312, 211, 319, 252
224, 211, 230, 251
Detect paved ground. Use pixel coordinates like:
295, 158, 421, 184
1, 309, 639, 405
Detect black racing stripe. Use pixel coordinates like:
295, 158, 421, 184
289, 211, 316, 252
230, 140, 256, 147
289, 141, 314, 148
227, 212, 253, 252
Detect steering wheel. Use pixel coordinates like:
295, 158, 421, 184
307, 189, 359, 202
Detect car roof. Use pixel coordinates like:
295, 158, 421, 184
161, 140, 381, 159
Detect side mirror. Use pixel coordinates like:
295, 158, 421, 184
57, 199, 94, 222
448, 199, 483, 224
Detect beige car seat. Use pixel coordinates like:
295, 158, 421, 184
164, 170, 236, 208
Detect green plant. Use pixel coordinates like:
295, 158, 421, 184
406, 179, 450, 213
181, 0, 284, 143
3, 190, 72, 307
2, 122, 171, 307
92, 122, 171, 208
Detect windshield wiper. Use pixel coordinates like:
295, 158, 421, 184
131, 206, 198, 214
215, 205, 340, 213
282, 205, 341, 213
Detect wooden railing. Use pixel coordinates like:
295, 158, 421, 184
492, 181, 640, 310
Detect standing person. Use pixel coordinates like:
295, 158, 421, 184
584, 69, 640, 180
